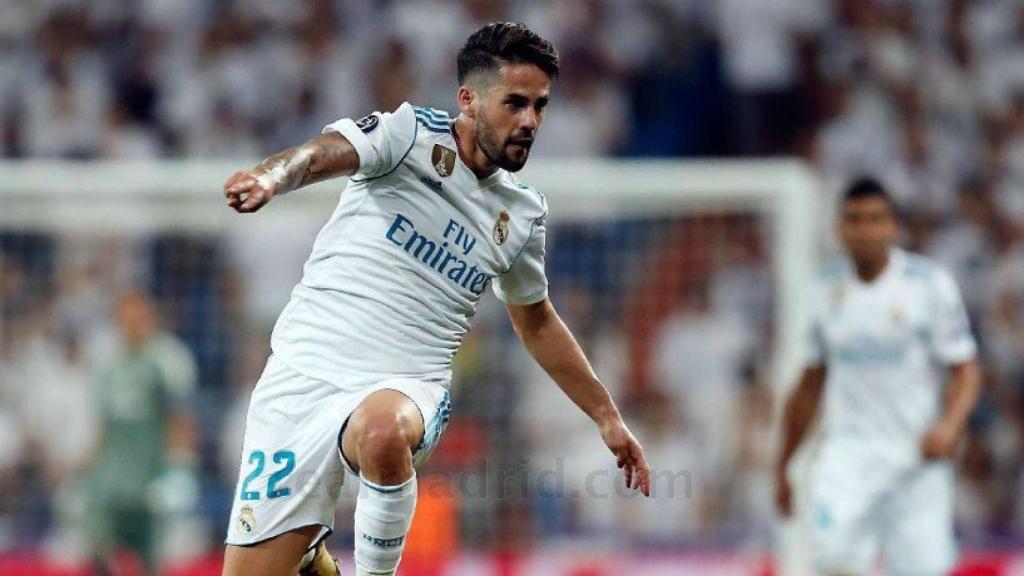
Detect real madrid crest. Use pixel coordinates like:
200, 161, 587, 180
237, 505, 256, 534
831, 285, 846, 308
891, 305, 906, 325
432, 144, 456, 178
493, 210, 511, 245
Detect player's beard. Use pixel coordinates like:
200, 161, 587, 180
477, 117, 532, 172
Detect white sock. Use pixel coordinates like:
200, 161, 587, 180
353, 471, 417, 576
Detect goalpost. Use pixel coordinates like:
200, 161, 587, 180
0, 159, 820, 572
0, 158, 819, 383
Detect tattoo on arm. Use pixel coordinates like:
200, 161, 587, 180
252, 133, 358, 194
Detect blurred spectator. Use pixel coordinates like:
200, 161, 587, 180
20, 8, 110, 158
651, 276, 756, 487
927, 177, 998, 319
715, 0, 824, 154
614, 389, 710, 543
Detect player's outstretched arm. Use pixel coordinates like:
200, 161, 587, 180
775, 365, 826, 517
921, 359, 982, 460
223, 132, 360, 213
506, 299, 651, 497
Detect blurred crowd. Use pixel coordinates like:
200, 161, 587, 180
4, 0, 1024, 568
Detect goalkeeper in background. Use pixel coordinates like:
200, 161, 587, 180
84, 290, 198, 575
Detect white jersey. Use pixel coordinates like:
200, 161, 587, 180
270, 102, 548, 387
805, 248, 977, 465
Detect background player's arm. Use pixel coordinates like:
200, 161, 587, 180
775, 364, 826, 517
921, 359, 982, 459
506, 298, 651, 497
223, 132, 360, 213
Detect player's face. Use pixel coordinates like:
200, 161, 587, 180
839, 197, 898, 266
474, 63, 550, 172
117, 293, 157, 347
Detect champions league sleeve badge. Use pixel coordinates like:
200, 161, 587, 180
356, 114, 380, 134
493, 210, 511, 245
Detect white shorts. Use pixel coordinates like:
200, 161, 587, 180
809, 441, 956, 576
225, 354, 451, 546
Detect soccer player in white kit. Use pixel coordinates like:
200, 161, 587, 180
775, 179, 982, 575
219, 23, 652, 576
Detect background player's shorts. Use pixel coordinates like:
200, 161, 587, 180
224, 354, 451, 547
809, 440, 956, 576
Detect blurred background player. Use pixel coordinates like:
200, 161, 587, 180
220, 22, 650, 576
776, 178, 982, 575
84, 290, 198, 575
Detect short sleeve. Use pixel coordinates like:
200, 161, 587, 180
802, 278, 827, 368
492, 216, 548, 305
322, 101, 417, 179
928, 268, 977, 365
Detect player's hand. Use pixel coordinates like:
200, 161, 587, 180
599, 418, 651, 497
921, 419, 960, 460
775, 466, 793, 517
223, 169, 275, 213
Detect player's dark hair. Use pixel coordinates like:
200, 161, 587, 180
457, 22, 559, 84
842, 177, 899, 214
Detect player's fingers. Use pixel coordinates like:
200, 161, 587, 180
624, 462, 633, 489
779, 489, 792, 516
239, 189, 267, 213
223, 170, 246, 191
225, 174, 254, 198
776, 478, 792, 516
630, 443, 651, 494
225, 182, 251, 205
226, 189, 246, 210
632, 443, 650, 476
238, 196, 259, 213
226, 175, 256, 196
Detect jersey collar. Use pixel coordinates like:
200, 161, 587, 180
853, 247, 904, 287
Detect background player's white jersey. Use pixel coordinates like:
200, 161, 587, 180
805, 248, 977, 466
270, 102, 548, 388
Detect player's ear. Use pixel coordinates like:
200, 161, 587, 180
457, 85, 477, 119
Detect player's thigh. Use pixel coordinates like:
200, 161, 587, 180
881, 464, 956, 576
340, 382, 451, 474
226, 355, 347, 547
808, 455, 882, 575
222, 524, 320, 576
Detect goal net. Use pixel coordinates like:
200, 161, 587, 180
0, 159, 818, 572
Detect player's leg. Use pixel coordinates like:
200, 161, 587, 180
880, 463, 956, 576
299, 540, 343, 575
222, 525, 320, 576
340, 389, 426, 576
112, 505, 156, 576
223, 355, 350, 576
342, 389, 425, 483
808, 444, 882, 576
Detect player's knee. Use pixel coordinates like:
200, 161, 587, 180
350, 413, 418, 469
